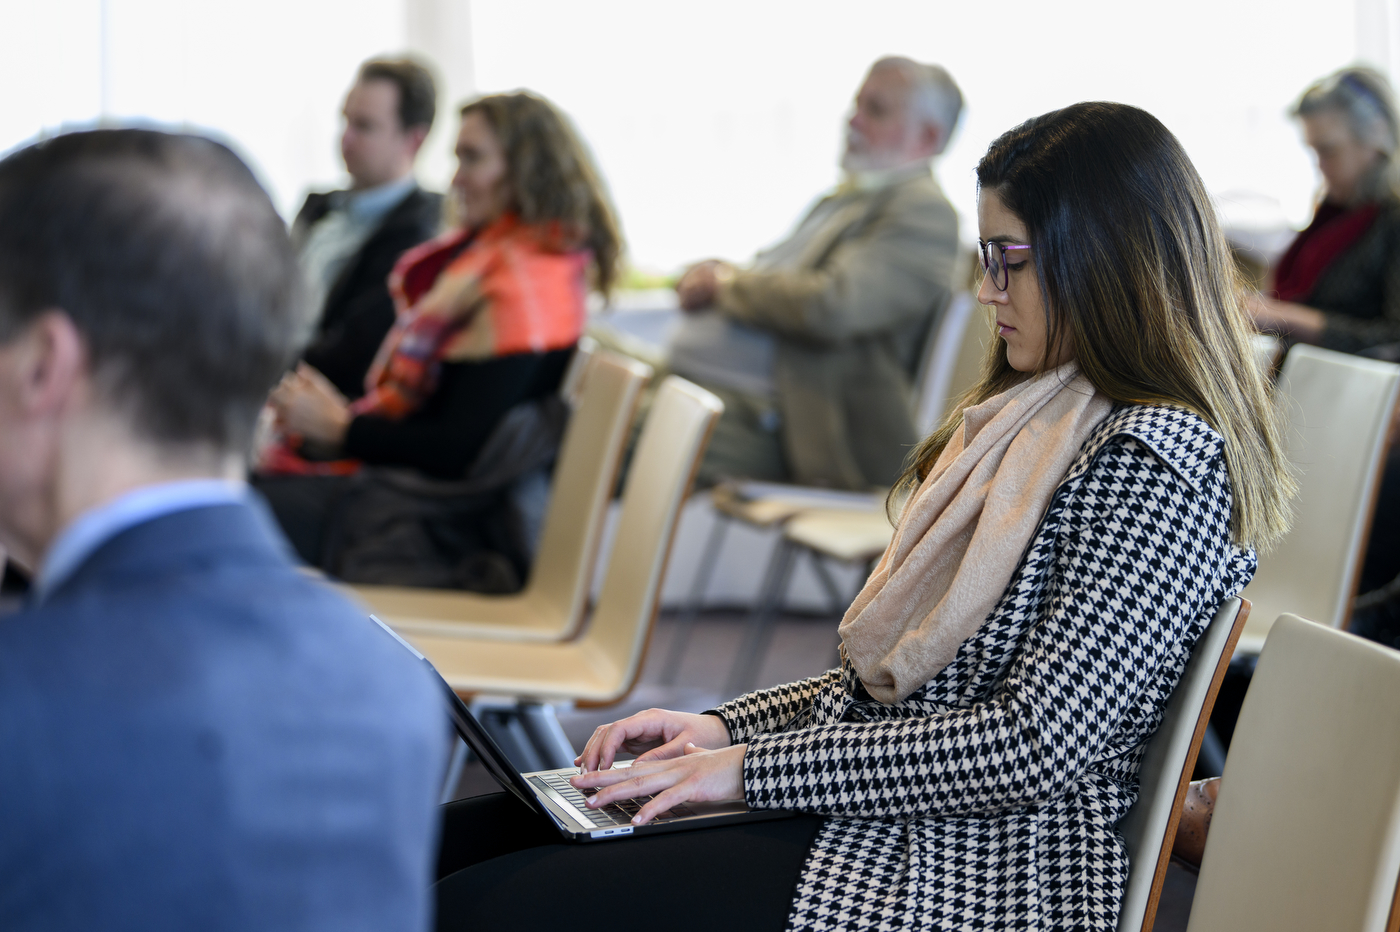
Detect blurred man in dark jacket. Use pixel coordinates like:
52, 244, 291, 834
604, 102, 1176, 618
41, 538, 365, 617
292, 57, 443, 399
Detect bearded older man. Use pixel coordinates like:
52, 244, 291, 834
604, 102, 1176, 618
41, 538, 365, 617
670, 57, 962, 490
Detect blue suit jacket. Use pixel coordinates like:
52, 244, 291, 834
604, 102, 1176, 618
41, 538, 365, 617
0, 501, 446, 930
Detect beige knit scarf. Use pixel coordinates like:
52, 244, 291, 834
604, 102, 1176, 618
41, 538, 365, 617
839, 362, 1113, 704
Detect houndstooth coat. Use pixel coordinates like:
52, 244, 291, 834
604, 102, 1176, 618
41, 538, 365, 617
712, 404, 1257, 931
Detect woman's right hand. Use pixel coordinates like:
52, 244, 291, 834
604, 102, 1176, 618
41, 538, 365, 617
574, 709, 732, 772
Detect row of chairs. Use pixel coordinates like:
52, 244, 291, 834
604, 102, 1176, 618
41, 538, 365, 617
353, 319, 1400, 928
352, 345, 723, 769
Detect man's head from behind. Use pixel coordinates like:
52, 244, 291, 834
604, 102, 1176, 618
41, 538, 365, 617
341, 57, 437, 190
0, 129, 303, 561
843, 57, 963, 173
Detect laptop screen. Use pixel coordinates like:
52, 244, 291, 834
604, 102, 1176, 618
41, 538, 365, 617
368, 614, 544, 814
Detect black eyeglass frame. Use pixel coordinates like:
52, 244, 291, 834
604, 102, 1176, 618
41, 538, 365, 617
977, 239, 1032, 292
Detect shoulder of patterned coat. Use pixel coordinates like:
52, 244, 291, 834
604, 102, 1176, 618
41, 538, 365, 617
1069, 403, 1224, 494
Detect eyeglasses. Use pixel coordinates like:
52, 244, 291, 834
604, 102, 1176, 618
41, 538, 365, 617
978, 240, 1032, 292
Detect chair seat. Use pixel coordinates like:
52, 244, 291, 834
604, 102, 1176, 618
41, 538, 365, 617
350, 585, 567, 642
403, 617, 625, 703
784, 509, 894, 563
711, 482, 884, 529
711, 486, 805, 528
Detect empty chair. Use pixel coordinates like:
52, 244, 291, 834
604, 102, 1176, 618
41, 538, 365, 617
914, 291, 992, 433
1115, 597, 1250, 932
1187, 614, 1400, 932
397, 376, 723, 767
1237, 344, 1400, 653
352, 348, 652, 643
721, 504, 897, 696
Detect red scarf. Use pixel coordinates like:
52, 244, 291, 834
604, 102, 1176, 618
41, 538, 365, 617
1272, 201, 1380, 302
258, 214, 588, 477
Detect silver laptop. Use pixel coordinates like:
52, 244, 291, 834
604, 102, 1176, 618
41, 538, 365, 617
370, 615, 794, 842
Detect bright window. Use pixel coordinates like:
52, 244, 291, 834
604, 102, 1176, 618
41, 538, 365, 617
0, 0, 1378, 274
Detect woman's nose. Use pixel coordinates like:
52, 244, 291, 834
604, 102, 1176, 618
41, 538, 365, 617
976, 271, 1006, 305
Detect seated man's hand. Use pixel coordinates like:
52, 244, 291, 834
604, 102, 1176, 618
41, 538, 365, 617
573, 742, 747, 825
574, 708, 732, 772
269, 363, 352, 449
676, 260, 733, 311
1246, 293, 1325, 344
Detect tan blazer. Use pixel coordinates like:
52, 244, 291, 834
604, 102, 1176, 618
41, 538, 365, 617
716, 169, 959, 489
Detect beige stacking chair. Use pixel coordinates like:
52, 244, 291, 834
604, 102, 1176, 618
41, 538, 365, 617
350, 348, 651, 644
398, 376, 723, 767
914, 291, 992, 433
1115, 598, 1250, 932
1187, 614, 1400, 932
1237, 345, 1400, 654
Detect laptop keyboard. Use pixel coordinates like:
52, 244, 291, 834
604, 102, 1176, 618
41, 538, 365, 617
535, 771, 696, 827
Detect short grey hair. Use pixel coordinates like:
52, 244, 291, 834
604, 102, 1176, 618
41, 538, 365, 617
1294, 66, 1399, 154
871, 57, 964, 154
1294, 66, 1400, 201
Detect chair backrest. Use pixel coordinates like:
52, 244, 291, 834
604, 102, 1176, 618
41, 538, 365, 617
1238, 345, 1400, 651
1187, 614, 1400, 932
914, 292, 992, 433
1115, 597, 1250, 932
582, 376, 722, 701
529, 349, 652, 628
558, 334, 598, 405
909, 290, 955, 401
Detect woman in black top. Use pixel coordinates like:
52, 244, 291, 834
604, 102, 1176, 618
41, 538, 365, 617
255, 91, 620, 589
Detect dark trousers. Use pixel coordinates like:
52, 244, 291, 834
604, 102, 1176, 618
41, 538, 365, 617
434, 793, 823, 931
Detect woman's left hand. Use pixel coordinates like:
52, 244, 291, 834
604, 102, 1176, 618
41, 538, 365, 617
571, 742, 747, 825
269, 363, 352, 448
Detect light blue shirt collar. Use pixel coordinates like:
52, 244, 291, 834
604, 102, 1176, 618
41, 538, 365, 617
35, 479, 248, 603
340, 175, 417, 223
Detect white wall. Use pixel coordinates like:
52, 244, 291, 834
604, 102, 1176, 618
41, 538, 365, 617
0, 0, 1394, 271
0, 0, 472, 220
470, 0, 1381, 274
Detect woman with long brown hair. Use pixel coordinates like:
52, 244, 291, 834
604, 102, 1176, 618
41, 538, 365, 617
433, 102, 1292, 931
256, 91, 621, 589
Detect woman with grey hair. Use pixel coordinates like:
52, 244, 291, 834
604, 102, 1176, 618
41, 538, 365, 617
1249, 66, 1400, 352
1250, 67, 1400, 642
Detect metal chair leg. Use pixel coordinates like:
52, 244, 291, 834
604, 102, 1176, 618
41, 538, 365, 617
724, 538, 799, 697
808, 550, 847, 616
471, 699, 546, 773
659, 511, 731, 684
518, 701, 578, 771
